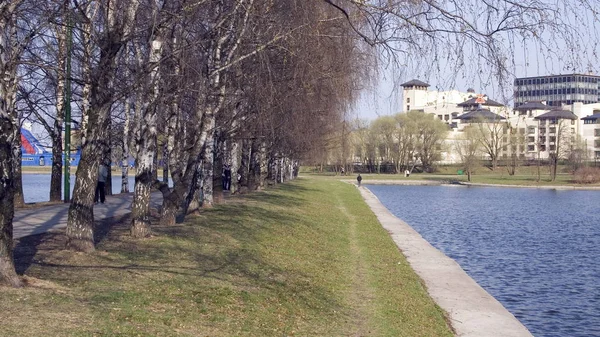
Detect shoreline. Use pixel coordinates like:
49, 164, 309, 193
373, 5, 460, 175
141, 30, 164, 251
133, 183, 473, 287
358, 185, 533, 337
359, 179, 600, 191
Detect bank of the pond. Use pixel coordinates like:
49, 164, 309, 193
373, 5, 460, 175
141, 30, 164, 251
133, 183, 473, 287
356, 178, 600, 191
2, 177, 453, 336
358, 186, 533, 337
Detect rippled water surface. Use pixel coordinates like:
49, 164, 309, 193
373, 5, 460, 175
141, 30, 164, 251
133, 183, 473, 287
367, 184, 600, 337
22, 174, 136, 203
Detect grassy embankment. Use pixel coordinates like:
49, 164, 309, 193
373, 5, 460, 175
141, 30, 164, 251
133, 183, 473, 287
1, 177, 453, 336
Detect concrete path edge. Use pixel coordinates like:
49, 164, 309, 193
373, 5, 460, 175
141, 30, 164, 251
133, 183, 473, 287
358, 185, 533, 337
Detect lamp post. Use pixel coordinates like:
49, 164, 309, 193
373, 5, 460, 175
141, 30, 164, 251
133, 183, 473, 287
63, 5, 72, 203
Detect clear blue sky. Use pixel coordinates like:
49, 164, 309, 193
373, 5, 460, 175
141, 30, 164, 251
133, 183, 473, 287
353, 3, 600, 121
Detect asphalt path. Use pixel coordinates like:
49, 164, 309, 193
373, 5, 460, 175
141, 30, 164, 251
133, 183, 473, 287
13, 192, 163, 239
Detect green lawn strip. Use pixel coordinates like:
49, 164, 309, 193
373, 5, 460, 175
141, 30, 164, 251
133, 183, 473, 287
1, 176, 453, 336
308, 168, 597, 187
331, 180, 454, 336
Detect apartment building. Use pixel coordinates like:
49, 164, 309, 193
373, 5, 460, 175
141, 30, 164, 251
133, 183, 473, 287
514, 73, 600, 109
402, 79, 600, 163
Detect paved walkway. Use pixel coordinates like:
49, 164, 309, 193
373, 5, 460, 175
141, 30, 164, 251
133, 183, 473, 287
13, 192, 163, 239
358, 185, 533, 337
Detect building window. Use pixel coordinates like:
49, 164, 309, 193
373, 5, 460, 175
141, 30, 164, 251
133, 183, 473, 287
528, 136, 535, 143
549, 145, 556, 151
539, 136, 546, 143
594, 129, 600, 137
528, 145, 535, 151
550, 136, 556, 143
528, 127, 536, 134
407, 105, 410, 111
407, 97, 410, 103
595, 139, 600, 148
549, 127, 556, 133
541, 145, 546, 151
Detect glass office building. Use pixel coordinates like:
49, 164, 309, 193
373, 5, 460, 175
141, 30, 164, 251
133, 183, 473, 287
514, 74, 600, 108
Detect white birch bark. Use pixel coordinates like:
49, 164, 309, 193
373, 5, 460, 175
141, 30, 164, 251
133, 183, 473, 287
50, 18, 67, 202
201, 123, 215, 207
0, 0, 24, 287
131, 32, 164, 238
79, 2, 97, 145
229, 136, 241, 194
121, 96, 131, 193
66, 0, 139, 251
258, 141, 267, 189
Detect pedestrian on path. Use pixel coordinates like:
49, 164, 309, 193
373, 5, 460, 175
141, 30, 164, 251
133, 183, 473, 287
95, 162, 109, 204
357, 174, 362, 187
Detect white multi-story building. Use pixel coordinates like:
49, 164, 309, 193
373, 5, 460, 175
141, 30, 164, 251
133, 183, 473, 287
402, 79, 600, 163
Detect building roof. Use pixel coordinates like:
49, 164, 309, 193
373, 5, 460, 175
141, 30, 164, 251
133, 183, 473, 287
400, 79, 430, 87
515, 73, 600, 80
534, 108, 578, 120
457, 96, 504, 107
457, 108, 506, 122
582, 113, 600, 121
515, 101, 550, 111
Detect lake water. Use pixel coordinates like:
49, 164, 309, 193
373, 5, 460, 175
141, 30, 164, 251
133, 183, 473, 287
22, 174, 137, 203
367, 184, 600, 337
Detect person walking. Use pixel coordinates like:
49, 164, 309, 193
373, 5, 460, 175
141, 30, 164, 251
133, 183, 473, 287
357, 173, 362, 187
95, 162, 109, 204
222, 164, 232, 191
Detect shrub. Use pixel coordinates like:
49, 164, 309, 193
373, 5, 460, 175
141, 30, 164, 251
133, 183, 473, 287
574, 167, 600, 184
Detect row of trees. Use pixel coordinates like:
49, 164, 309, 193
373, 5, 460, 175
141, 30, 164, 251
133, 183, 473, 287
0, 0, 373, 287
350, 112, 449, 173
2, 0, 597, 287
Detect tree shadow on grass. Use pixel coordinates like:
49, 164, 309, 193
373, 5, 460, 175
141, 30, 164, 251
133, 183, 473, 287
20, 218, 343, 317
12, 180, 342, 319
13, 213, 129, 275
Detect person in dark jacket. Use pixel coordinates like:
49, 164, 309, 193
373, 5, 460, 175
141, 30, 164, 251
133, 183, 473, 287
222, 164, 232, 191
95, 162, 109, 203
357, 174, 362, 187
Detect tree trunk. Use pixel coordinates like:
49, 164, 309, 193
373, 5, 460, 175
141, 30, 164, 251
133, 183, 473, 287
131, 167, 152, 238
65, 139, 99, 252
0, 119, 23, 287
159, 183, 186, 227
160, 191, 178, 226
121, 97, 131, 193
248, 140, 260, 190
229, 137, 241, 193
0, 2, 24, 286
50, 130, 63, 201
12, 126, 24, 207
212, 131, 223, 202
162, 142, 169, 183
65, 0, 138, 249
258, 141, 267, 189
186, 160, 203, 215
202, 130, 215, 207
551, 157, 558, 181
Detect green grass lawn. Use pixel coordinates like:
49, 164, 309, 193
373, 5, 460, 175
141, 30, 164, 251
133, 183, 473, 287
307, 164, 599, 187
1, 177, 453, 336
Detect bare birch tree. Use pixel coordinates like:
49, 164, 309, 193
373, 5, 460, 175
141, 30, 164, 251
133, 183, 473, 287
66, 0, 139, 252
0, 0, 25, 287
